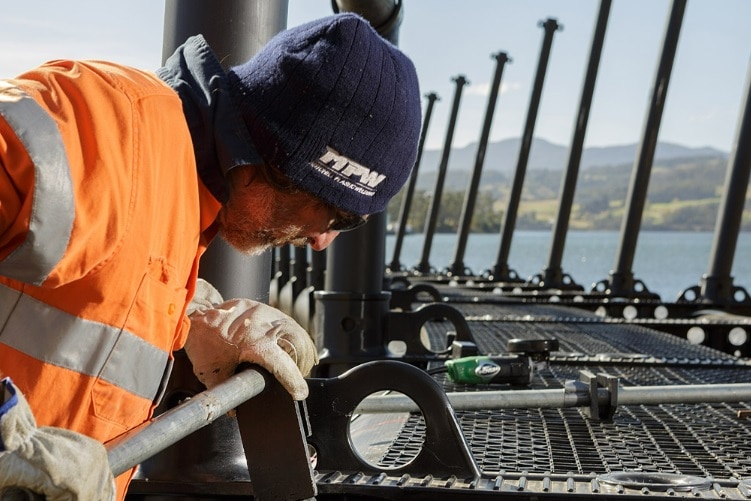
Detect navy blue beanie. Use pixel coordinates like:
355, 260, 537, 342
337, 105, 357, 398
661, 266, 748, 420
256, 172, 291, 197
227, 13, 421, 216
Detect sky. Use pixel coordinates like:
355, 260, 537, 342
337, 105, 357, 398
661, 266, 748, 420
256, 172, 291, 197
1, 0, 749, 155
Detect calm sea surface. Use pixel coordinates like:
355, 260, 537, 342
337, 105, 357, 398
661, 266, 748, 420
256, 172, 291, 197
385, 230, 751, 302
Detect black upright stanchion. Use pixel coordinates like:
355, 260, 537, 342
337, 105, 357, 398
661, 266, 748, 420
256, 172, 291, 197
415, 75, 469, 274
490, 19, 562, 282
140, 3, 315, 498
278, 246, 308, 315
449, 53, 510, 277
163, 0, 286, 304
270, 244, 291, 307
309, 249, 327, 291
313, 0, 407, 376
388, 92, 440, 273
533, 0, 612, 290
679, 58, 751, 305
595, 0, 686, 299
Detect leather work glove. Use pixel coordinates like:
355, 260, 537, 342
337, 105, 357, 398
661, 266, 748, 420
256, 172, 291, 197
0, 378, 116, 501
185, 279, 318, 400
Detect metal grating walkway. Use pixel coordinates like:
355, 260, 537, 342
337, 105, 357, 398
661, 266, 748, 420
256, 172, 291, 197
318, 295, 751, 499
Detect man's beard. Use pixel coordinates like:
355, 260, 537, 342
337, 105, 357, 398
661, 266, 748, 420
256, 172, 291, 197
220, 223, 309, 256
217, 189, 311, 255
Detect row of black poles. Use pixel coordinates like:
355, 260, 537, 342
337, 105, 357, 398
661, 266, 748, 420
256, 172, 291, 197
388, 92, 440, 272
387, 0, 750, 308
268, 0, 751, 349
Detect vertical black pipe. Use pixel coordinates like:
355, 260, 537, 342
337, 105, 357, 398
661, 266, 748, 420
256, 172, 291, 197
332, 0, 404, 44
145, 0, 289, 487
449, 53, 510, 277
291, 247, 308, 298
388, 92, 440, 272
697, 60, 751, 304
415, 75, 469, 274
314, 0, 405, 376
538, 0, 611, 289
163, 0, 287, 303
603, 0, 685, 297
491, 19, 561, 280
270, 244, 291, 306
309, 249, 327, 291
323, 0, 402, 295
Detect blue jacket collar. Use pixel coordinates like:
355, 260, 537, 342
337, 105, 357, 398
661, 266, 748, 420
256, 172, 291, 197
157, 35, 262, 203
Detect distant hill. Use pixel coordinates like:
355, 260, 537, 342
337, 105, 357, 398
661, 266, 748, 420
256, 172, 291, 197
417, 137, 727, 175
390, 149, 745, 233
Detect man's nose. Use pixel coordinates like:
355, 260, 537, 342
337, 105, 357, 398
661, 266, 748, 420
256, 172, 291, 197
309, 231, 339, 251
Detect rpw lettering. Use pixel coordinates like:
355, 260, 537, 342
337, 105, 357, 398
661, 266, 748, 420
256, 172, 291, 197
313, 147, 387, 196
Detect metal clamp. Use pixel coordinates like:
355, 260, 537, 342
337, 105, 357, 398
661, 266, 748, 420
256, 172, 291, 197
579, 370, 619, 421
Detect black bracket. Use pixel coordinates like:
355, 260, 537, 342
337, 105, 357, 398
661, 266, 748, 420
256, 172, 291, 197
236, 366, 317, 501
305, 360, 481, 480
389, 283, 443, 311
386, 302, 476, 361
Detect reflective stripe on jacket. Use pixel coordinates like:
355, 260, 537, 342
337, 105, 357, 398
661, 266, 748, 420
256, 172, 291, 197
0, 60, 222, 468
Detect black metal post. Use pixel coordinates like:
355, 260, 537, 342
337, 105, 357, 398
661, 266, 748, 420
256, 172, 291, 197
491, 19, 561, 281
415, 75, 469, 274
143, 3, 315, 499
278, 245, 309, 315
163, 0, 287, 304
448, 53, 511, 277
270, 244, 291, 307
313, 0, 405, 376
388, 92, 440, 272
309, 248, 327, 291
291, 246, 308, 299
535, 0, 611, 290
681, 59, 751, 305
598, 0, 686, 298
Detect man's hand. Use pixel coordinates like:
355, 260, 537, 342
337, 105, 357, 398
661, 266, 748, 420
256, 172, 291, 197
185, 280, 318, 400
0, 378, 116, 501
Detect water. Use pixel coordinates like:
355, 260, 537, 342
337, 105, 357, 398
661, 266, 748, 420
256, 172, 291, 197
386, 230, 751, 302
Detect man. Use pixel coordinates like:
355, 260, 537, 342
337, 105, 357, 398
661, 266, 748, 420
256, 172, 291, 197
0, 12, 421, 500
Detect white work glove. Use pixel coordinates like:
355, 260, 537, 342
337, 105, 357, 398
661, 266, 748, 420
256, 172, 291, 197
185, 279, 318, 400
0, 378, 116, 501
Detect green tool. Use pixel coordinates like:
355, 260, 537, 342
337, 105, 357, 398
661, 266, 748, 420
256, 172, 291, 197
445, 355, 533, 385
444, 339, 560, 386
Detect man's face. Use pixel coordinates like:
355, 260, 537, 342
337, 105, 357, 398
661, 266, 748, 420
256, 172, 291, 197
218, 166, 342, 255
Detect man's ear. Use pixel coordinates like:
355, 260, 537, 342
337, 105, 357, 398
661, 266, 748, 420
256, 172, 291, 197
229, 164, 258, 188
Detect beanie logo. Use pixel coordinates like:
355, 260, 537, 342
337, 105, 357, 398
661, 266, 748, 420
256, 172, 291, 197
311, 147, 386, 197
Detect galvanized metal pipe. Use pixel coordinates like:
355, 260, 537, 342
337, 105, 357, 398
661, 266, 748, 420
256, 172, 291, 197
416, 75, 469, 273
540, 0, 611, 289
106, 369, 267, 476
353, 382, 751, 413
389, 92, 440, 272
449, 53, 510, 277
492, 19, 561, 280
606, 0, 686, 297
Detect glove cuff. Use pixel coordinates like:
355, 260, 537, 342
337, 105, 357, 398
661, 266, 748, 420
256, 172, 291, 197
0, 378, 36, 451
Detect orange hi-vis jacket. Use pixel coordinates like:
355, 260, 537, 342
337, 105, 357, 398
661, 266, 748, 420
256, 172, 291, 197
0, 35, 260, 497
